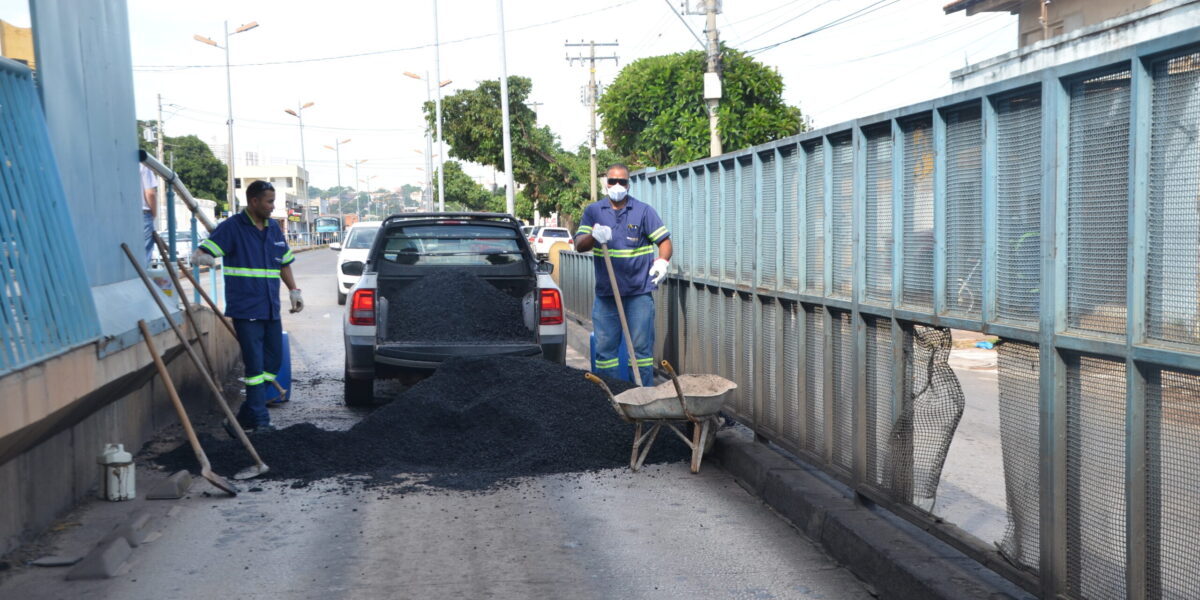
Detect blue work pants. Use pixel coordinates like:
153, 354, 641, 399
593, 293, 655, 386
143, 211, 156, 264
233, 318, 282, 427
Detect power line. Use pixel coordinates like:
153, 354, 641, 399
166, 103, 423, 132
747, 0, 907, 55
662, 0, 707, 50
735, 0, 835, 47
792, 15, 998, 69
133, 0, 637, 72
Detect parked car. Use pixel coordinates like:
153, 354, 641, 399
530, 227, 573, 258
151, 230, 209, 267
330, 221, 382, 305
342, 213, 566, 406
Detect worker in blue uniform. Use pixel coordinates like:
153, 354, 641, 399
191, 180, 304, 434
575, 164, 672, 386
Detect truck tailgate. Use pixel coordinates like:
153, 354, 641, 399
375, 341, 543, 369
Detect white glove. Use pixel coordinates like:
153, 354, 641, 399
649, 258, 670, 285
289, 289, 304, 313
190, 249, 215, 267
590, 224, 612, 245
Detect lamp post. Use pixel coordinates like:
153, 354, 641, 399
360, 175, 379, 217
194, 20, 260, 214
404, 71, 452, 213
283, 101, 314, 196
323, 138, 352, 189
346, 159, 368, 218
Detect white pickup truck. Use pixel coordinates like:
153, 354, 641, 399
341, 213, 567, 405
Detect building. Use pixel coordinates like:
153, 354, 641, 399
232, 164, 310, 234
946, 0, 1200, 90
0, 19, 35, 69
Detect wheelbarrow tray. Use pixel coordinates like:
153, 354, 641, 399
615, 374, 736, 421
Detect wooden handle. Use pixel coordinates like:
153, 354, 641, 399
599, 243, 643, 387
177, 259, 237, 340
139, 320, 211, 472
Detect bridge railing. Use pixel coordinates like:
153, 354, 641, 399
563, 28, 1200, 600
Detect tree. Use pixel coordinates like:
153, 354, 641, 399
138, 120, 229, 211
424, 77, 587, 228
597, 47, 805, 168
434, 161, 501, 213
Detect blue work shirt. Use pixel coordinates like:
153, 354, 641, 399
199, 211, 295, 320
577, 196, 669, 297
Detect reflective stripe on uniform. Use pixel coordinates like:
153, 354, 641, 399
594, 245, 656, 258
577, 225, 593, 235
281, 250, 295, 265
200, 239, 225, 257
635, 357, 655, 367
647, 226, 669, 242
595, 358, 620, 368
226, 267, 281, 278
263, 371, 276, 382
244, 373, 266, 385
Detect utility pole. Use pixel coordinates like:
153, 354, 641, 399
566, 40, 618, 204
685, 0, 722, 156
497, 0, 516, 217
433, 0, 446, 212
156, 93, 166, 231
526, 100, 543, 120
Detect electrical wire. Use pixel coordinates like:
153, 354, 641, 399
662, 0, 708, 50
790, 15, 998, 69
134, 0, 637, 72
735, 0, 836, 47
746, 0, 907, 55
166, 103, 423, 133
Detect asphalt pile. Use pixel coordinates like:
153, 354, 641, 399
386, 270, 532, 343
154, 356, 690, 491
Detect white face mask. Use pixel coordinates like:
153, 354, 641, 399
607, 184, 628, 202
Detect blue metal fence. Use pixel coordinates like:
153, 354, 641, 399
562, 28, 1200, 600
0, 58, 101, 375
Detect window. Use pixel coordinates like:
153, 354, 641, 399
345, 227, 379, 250
380, 224, 522, 266
543, 228, 570, 238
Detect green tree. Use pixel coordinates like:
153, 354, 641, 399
138, 120, 229, 211
434, 161, 500, 212
597, 47, 805, 168
424, 77, 587, 228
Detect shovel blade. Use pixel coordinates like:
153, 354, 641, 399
233, 463, 269, 480
200, 467, 239, 496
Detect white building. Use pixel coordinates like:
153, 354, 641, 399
232, 164, 310, 233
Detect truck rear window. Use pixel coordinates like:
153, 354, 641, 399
379, 224, 523, 266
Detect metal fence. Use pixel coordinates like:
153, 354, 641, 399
0, 59, 101, 375
561, 29, 1200, 600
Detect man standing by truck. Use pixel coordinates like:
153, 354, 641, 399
575, 164, 672, 386
191, 180, 304, 434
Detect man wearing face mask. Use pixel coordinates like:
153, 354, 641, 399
576, 164, 673, 386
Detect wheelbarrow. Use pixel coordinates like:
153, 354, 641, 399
586, 360, 736, 474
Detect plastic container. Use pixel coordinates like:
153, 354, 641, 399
589, 331, 634, 384
266, 330, 292, 404
146, 263, 175, 298
97, 444, 135, 501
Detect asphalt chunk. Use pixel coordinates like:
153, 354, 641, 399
385, 270, 533, 343
153, 357, 690, 492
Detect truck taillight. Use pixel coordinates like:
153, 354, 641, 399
537, 238, 544, 244
350, 289, 375, 325
540, 289, 563, 325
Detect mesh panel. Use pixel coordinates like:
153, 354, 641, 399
739, 293, 756, 419
945, 105, 984, 317
1067, 71, 1131, 336
1065, 355, 1127, 600
865, 130, 893, 305
1148, 53, 1200, 344
761, 152, 779, 290
996, 92, 1042, 323
903, 117, 935, 308
781, 147, 801, 293
806, 143, 825, 294
782, 301, 802, 448
740, 158, 756, 283
889, 326, 964, 507
806, 306, 826, 455
654, 281, 668, 361
831, 310, 854, 471
1147, 367, 1200, 599
761, 298, 779, 433
722, 291, 736, 405
831, 137, 854, 298
696, 167, 709, 280
708, 165, 723, 279
723, 161, 737, 281
865, 317, 893, 487
685, 285, 699, 374
676, 172, 690, 275
997, 341, 1041, 571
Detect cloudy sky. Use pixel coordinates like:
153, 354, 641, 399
3, 0, 1017, 191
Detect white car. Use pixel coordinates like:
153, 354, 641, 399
530, 227, 573, 258
331, 221, 382, 305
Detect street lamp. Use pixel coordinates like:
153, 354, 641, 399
283, 101, 315, 199
194, 20, 260, 214
346, 159, 368, 217
322, 138, 352, 189
404, 71, 452, 213
360, 175, 379, 216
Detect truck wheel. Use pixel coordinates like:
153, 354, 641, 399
344, 369, 374, 406
337, 289, 347, 305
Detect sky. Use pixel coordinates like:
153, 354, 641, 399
2, 0, 1018, 194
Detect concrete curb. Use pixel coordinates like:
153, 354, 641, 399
709, 431, 1035, 600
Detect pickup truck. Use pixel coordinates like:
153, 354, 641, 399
341, 213, 567, 405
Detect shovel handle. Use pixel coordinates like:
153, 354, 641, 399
599, 243, 643, 387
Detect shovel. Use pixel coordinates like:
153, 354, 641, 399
122, 243, 270, 480
138, 320, 238, 496
598, 242, 643, 387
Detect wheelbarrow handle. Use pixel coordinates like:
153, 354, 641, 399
660, 360, 695, 422
584, 372, 632, 422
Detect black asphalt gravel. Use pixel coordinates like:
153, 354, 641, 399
386, 270, 533, 343
153, 357, 690, 491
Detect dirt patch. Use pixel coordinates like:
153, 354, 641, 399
152, 357, 689, 492
386, 270, 532, 343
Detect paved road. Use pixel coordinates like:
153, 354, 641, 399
1, 247, 873, 600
